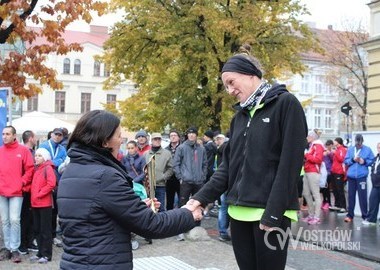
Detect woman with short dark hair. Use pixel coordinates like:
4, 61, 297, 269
57, 110, 202, 270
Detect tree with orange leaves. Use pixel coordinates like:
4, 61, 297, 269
0, 0, 107, 98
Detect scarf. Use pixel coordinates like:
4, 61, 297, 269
240, 81, 272, 111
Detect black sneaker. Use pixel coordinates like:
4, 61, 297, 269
28, 244, 39, 252
0, 248, 11, 261
18, 247, 29, 255
218, 234, 231, 242
11, 251, 22, 263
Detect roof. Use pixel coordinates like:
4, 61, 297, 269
26, 26, 109, 48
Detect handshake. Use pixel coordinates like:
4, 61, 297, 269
182, 199, 204, 222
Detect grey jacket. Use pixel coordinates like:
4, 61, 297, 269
144, 147, 173, 187
173, 140, 207, 184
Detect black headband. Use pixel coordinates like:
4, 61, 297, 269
221, 55, 262, 79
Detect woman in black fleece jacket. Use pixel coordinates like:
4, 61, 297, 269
189, 46, 308, 270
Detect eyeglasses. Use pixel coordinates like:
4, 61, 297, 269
127, 147, 135, 149
137, 136, 145, 138
152, 138, 162, 141
54, 133, 63, 136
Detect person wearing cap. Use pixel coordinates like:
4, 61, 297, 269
144, 133, 173, 212
38, 127, 67, 247
344, 134, 375, 222
135, 130, 151, 156
302, 129, 324, 225
30, 148, 56, 263
329, 137, 347, 212
186, 45, 308, 269
0, 126, 34, 263
173, 126, 207, 240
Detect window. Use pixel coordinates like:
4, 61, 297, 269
55, 91, 66, 113
325, 109, 332, 129
107, 94, 117, 105
74, 59, 81, 75
314, 109, 321, 128
63, 58, 70, 74
301, 75, 310, 94
94, 61, 101, 76
27, 95, 38, 111
315, 75, 323, 94
103, 64, 110, 77
81, 93, 91, 114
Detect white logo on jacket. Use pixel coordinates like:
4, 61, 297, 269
262, 118, 270, 123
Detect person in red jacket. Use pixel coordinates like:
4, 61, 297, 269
30, 148, 56, 264
329, 137, 348, 213
302, 129, 324, 225
0, 126, 34, 263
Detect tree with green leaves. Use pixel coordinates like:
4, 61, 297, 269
102, 0, 319, 133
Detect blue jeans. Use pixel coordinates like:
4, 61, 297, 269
0, 196, 24, 251
367, 187, 380, 223
218, 193, 230, 236
155, 186, 166, 212
347, 177, 368, 219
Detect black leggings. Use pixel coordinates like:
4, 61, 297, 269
230, 217, 290, 270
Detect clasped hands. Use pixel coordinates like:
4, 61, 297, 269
182, 199, 204, 222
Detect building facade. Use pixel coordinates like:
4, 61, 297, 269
23, 25, 135, 124
363, 0, 380, 130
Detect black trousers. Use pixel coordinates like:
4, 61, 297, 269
20, 192, 34, 249
331, 174, 346, 209
230, 217, 290, 270
33, 207, 53, 260
179, 182, 203, 226
166, 177, 180, 210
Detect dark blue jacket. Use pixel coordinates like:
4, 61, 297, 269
57, 143, 196, 270
122, 153, 146, 184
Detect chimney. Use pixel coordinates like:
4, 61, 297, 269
327, 25, 333, 30
90, 25, 108, 34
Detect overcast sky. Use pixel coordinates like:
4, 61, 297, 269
63, 0, 370, 32
299, 0, 370, 30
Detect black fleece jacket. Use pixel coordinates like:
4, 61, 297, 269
193, 84, 308, 227
57, 143, 196, 270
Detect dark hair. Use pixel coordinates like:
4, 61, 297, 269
127, 140, 137, 147
4, 125, 16, 135
169, 129, 180, 137
334, 137, 343, 146
68, 110, 120, 150
236, 44, 264, 76
22, 130, 35, 144
325, 139, 333, 146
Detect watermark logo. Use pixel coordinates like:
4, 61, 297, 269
263, 227, 361, 251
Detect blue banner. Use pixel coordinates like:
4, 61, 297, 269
0, 89, 8, 146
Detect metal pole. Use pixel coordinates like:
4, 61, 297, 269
7, 87, 12, 125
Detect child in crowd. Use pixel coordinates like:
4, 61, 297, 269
30, 148, 56, 264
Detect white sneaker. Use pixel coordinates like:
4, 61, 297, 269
362, 220, 376, 226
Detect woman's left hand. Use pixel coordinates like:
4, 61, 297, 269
259, 223, 276, 232
143, 198, 161, 212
